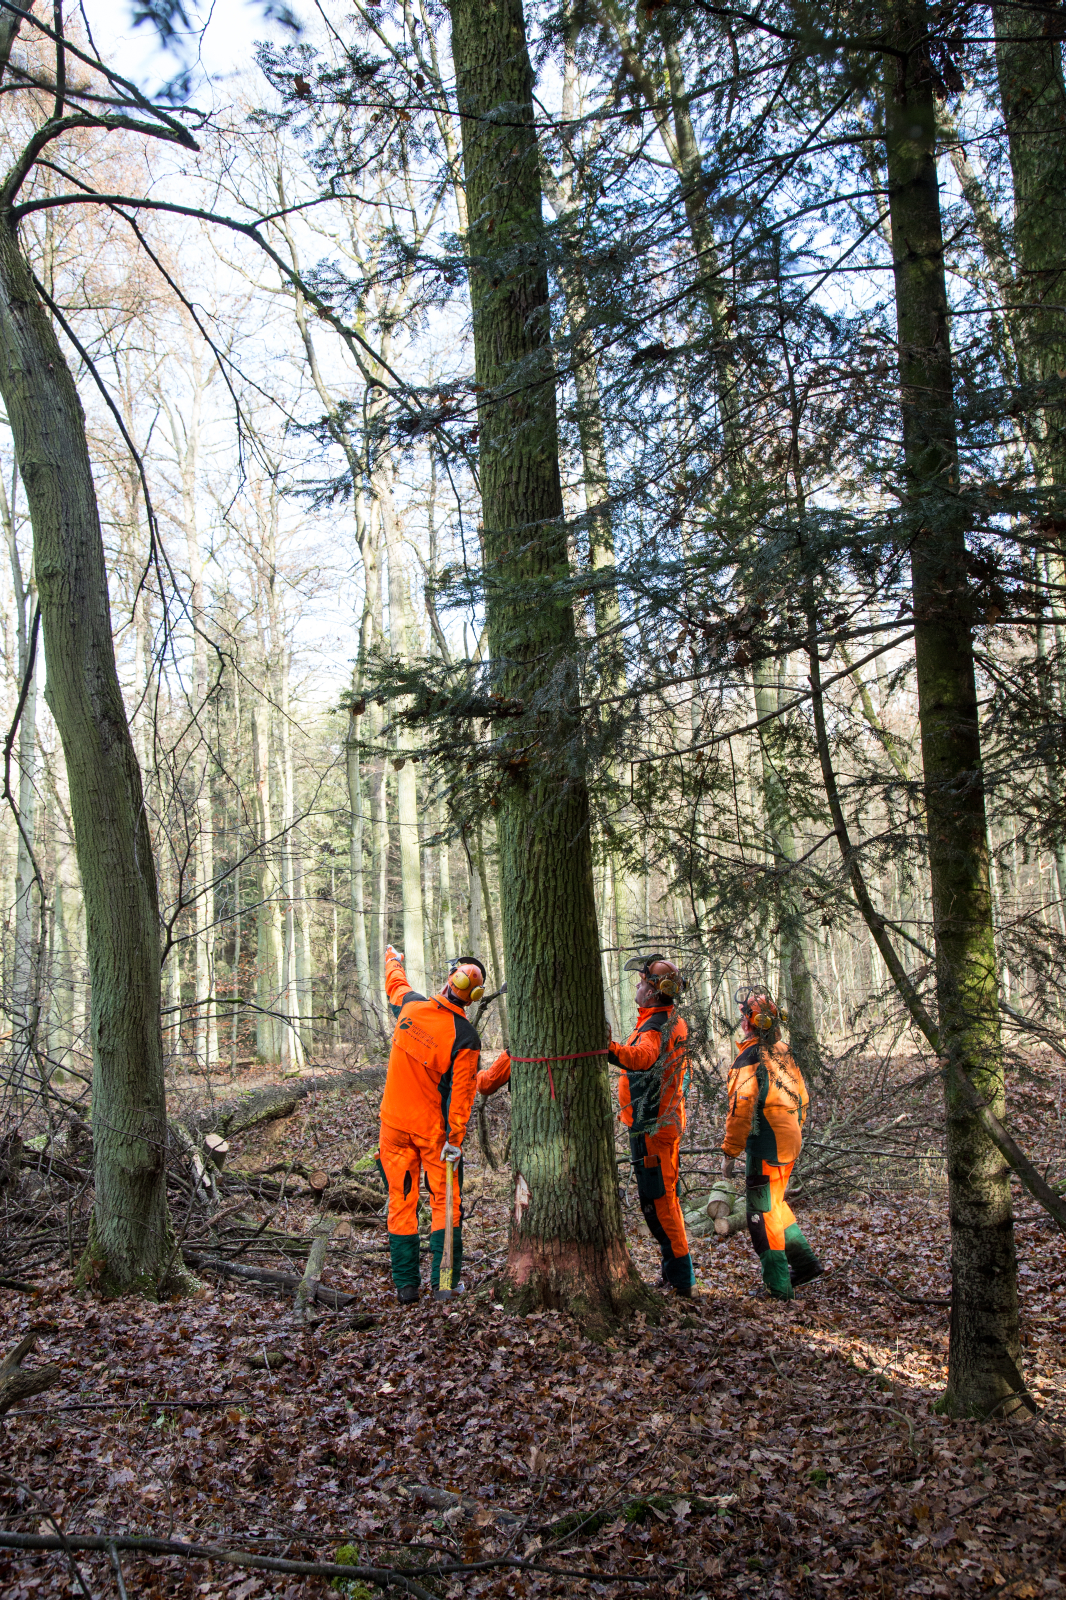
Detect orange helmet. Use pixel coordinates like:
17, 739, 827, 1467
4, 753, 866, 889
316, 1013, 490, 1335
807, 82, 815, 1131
445, 956, 486, 1006
623, 953, 686, 999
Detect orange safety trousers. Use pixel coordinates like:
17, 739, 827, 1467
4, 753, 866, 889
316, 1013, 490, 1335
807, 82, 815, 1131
630, 1126, 693, 1295
378, 1123, 461, 1237
746, 1157, 797, 1254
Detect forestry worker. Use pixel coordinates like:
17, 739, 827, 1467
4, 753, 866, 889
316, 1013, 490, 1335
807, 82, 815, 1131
721, 988, 823, 1300
609, 955, 695, 1298
380, 947, 485, 1303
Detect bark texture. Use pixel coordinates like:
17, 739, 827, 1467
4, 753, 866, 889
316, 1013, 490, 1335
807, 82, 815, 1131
883, 1, 1027, 1416
0, 220, 179, 1295
447, 0, 648, 1322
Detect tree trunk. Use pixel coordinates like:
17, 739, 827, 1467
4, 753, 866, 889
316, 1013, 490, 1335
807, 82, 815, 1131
447, 0, 647, 1321
175, 401, 219, 1080
380, 472, 427, 992
251, 698, 283, 1063
369, 709, 389, 992
544, 39, 639, 1038
0, 466, 40, 1085
439, 800, 456, 960
994, 3, 1066, 496
752, 662, 820, 1080
882, 0, 1026, 1416
0, 220, 180, 1294
347, 701, 373, 1023
275, 647, 305, 1071
294, 845, 314, 1055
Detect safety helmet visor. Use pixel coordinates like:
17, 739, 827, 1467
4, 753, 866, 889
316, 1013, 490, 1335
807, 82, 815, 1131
624, 953, 685, 998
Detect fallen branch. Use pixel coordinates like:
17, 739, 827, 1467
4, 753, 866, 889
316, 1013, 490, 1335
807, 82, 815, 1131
0, 1333, 61, 1416
16, 1399, 231, 1415
183, 1251, 363, 1310
0, 1532, 437, 1600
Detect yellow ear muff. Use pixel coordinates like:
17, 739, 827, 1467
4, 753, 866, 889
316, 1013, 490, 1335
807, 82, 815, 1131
658, 977, 679, 997
469, 984, 484, 1003
451, 970, 472, 992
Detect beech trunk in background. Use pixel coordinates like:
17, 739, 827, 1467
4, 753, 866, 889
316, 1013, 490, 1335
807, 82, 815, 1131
447, 0, 648, 1320
882, 0, 1027, 1416
0, 220, 179, 1296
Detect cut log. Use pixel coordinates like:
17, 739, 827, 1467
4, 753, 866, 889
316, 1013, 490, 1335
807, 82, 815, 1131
177, 1064, 388, 1143
333, 1221, 353, 1243
204, 1134, 230, 1171
0, 1333, 61, 1417
308, 1170, 329, 1195
184, 1250, 362, 1310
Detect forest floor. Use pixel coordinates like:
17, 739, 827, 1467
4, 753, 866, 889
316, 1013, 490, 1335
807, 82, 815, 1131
1, 1057, 1064, 1600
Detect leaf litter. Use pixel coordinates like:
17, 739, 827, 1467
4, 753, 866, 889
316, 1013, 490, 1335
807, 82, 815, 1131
1, 1060, 1064, 1599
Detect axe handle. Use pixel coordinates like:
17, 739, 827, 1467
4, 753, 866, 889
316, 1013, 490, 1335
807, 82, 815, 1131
440, 1157, 456, 1290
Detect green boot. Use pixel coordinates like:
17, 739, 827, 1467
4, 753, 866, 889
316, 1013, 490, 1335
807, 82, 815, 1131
388, 1232, 420, 1300
784, 1223, 823, 1287
759, 1249, 795, 1300
429, 1226, 463, 1291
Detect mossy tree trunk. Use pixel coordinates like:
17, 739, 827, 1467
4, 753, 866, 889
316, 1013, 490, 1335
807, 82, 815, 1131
0, 221, 179, 1296
447, 0, 648, 1320
882, 0, 1027, 1416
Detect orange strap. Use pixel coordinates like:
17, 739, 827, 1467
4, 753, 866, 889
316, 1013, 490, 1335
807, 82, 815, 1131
508, 1048, 609, 1099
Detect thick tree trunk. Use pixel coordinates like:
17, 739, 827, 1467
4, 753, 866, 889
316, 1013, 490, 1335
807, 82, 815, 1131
447, 0, 647, 1321
882, 1, 1027, 1416
0, 220, 180, 1294
994, 3, 1066, 496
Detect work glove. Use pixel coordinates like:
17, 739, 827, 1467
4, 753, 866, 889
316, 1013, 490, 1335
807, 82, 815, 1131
440, 1141, 462, 1163
721, 1155, 736, 1180
385, 945, 404, 962
607, 1041, 621, 1066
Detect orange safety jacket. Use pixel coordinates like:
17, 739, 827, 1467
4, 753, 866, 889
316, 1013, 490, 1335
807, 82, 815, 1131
379, 952, 480, 1147
612, 1006, 688, 1138
722, 1037, 808, 1167
476, 1051, 511, 1097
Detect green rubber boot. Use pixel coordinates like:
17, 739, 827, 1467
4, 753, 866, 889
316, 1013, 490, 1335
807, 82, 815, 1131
759, 1249, 795, 1300
388, 1232, 420, 1300
784, 1223, 823, 1287
429, 1226, 463, 1292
